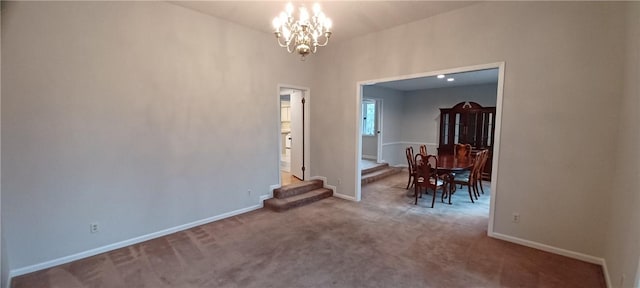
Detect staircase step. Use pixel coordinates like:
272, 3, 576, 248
273, 179, 323, 199
361, 163, 390, 175
264, 188, 333, 212
362, 167, 401, 185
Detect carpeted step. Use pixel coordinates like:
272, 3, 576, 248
362, 167, 401, 185
264, 188, 333, 212
273, 179, 323, 199
361, 163, 390, 175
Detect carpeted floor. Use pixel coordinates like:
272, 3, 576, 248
12, 171, 605, 287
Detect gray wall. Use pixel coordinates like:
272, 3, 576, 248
0, 6, 5, 287
312, 1, 624, 262
603, 2, 640, 287
401, 84, 497, 145
1, 1, 312, 272
361, 137, 377, 159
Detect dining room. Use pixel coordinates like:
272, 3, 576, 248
359, 67, 499, 211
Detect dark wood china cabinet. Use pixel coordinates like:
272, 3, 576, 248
438, 101, 496, 179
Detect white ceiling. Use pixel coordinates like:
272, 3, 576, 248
170, 1, 478, 43
372, 68, 499, 91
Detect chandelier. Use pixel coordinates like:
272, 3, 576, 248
272, 2, 332, 60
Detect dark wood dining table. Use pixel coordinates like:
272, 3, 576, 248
436, 154, 474, 172
434, 154, 474, 205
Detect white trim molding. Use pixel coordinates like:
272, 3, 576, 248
400, 142, 438, 146
489, 232, 609, 287
333, 192, 357, 202
9, 201, 267, 279
602, 259, 612, 288
309, 176, 354, 201
489, 232, 604, 264
381, 141, 438, 147
362, 154, 376, 160
268, 184, 280, 194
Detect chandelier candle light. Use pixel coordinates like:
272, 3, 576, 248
272, 2, 332, 60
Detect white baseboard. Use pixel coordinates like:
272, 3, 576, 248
489, 232, 604, 264
309, 176, 336, 193
601, 259, 612, 288
308, 176, 356, 202
489, 232, 607, 277
309, 175, 327, 182
333, 192, 357, 201
362, 154, 376, 160
381, 141, 404, 146
401, 142, 438, 146
9, 202, 266, 279
269, 184, 280, 192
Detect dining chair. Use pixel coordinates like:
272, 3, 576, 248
452, 150, 486, 203
419, 144, 427, 156
476, 149, 489, 195
405, 147, 416, 189
454, 143, 472, 160
451, 143, 471, 190
414, 154, 451, 207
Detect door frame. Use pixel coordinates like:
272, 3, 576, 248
360, 98, 383, 162
355, 62, 505, 234
375, 98, 384, 163
277, 84, 311, 184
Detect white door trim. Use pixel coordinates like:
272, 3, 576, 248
277, 84, 311, 184
375, 98, 384, 163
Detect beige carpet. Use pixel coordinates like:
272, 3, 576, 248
12, 171, 605, 287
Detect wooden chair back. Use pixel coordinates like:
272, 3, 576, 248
414, 154, 438, 187
454, 143, 472, 160
478, 149, 489, 179
419, 144, 427, 156
414, 154, 449, 207
405, 146, 415, 172
470, 150, 485, 179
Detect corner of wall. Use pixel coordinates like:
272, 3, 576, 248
1, 235, 9, 288
0, 6, 8, 288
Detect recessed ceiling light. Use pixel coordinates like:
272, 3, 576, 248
447, 78, 455, 82
437, 74, 445, 79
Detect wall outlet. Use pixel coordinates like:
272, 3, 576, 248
89, 222, 99, 233
247, 189, 252, 195
512, 213, 520, 223
338, 178, 342, 185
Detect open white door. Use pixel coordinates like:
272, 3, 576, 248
289, 90, 304, 180
376, 99, 383, 162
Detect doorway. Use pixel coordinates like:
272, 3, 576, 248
355, 62, 505, 234
361, 98, 383, 163
279, 85, 310, 186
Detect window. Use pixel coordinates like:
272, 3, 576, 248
362, 99, 376, 136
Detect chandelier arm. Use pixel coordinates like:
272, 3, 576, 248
276, 37, 289, 48
315, 36, 330, 47
286, 41, 296, 53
